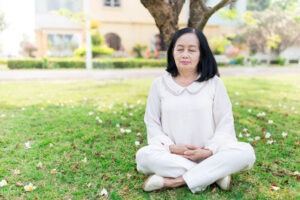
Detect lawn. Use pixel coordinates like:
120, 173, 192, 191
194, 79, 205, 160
0, 75, 299, 199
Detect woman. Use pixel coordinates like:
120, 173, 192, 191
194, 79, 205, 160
136, 27, 256, 193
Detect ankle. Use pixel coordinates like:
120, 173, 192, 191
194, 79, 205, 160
164, 177, 186, 188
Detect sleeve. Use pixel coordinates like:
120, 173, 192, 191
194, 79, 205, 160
204, 77, 237, 154
144, 78, 174, 151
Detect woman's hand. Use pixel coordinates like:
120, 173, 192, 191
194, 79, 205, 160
182, 145, 212, 162
169, 144, 190, 155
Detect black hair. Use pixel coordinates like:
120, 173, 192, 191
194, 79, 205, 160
166, 27, 219, 82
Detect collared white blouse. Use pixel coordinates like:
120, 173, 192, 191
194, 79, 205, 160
144, 73, 237, 154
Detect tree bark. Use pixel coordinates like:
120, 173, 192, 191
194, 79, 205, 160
188, 0, 231, 30
141, 0, 235, 48
140, 0, 185, 50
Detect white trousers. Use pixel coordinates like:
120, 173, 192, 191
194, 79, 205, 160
136, 141, 256, 193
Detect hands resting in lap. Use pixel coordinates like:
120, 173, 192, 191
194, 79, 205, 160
169, 144, 213, 162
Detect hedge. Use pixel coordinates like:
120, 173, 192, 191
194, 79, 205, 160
7, 59, 45, 69
7, 58, 167, 69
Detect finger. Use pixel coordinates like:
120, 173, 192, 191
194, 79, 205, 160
184, 150, 195, 155
182, 155, 195, 160
186, 145, 201, 150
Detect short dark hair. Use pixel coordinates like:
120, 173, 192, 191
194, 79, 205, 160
166, 27, 219, 82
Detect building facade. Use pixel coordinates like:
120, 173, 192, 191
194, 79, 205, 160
35, 0, 247, 57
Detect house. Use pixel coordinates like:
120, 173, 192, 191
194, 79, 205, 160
35, 0, 247, 57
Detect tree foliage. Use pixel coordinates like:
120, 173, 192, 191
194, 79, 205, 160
247, 0, 299, 11
239, 5, 300, 55
247, 0, 270, 11
270, 0, 300, 10
140, 0, 236, 49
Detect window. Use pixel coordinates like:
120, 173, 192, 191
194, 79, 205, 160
47, 34, 80, 57
104, 0, 120, 7
36, 0, 82, 13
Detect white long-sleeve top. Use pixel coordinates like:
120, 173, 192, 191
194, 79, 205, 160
144, 72, 237, 154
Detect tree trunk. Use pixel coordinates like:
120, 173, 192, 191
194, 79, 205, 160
141, 0, 235, 48
140, 0, 185, 50
188, 0, 231, 30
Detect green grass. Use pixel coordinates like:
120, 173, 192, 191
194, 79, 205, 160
0, 75, 299, 199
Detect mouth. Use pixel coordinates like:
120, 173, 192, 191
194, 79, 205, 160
180, 61, 191, 65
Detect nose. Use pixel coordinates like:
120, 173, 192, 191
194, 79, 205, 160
181, 50, 189, 58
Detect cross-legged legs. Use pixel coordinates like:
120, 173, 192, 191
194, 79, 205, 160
136, 142, 256, 193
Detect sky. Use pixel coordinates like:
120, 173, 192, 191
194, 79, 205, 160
0, 0, 35, 56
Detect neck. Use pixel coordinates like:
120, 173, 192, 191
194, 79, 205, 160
174, 71, 198, 87
179, 69, 198, 79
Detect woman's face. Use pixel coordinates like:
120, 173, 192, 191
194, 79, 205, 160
173, 33, 200, 74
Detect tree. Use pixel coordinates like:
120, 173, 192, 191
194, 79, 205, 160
238, 6, 300, 55
140, 0, 236, 49
270, 0, 300, 10
246, 0, 299, 11
247, 0, 270, 11
188, 0, 235, 30
140, 0, 185, 50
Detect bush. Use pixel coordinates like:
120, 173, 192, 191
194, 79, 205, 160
91, 30, 104, 46
93, 59, 166, 69
7, 59, 44, 69
74, 46, 114, 58
232, 56, 244, 65
132, 44, 147, 58
6, 58, 166, 69
210, 36, 231, 55
47, 58, 85, 69
278, 56, 286, 66
250, 58, 258, 66
134, 59, 166, 68
93, 46, 115, 57
6, 57, 237, 69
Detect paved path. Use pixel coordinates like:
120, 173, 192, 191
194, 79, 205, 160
0, 67, 299, 81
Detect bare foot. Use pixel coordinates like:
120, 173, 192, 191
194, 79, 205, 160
163, 176, 186, 188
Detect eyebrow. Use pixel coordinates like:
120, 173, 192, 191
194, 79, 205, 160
175, 44, 198, 48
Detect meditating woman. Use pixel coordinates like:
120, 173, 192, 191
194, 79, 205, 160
135, 27, 256, 193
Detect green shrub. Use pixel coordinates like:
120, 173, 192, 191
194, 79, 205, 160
132, 44, 147, 58
134, 59, 166, 68
7, 59, 44, 69
73, 48, 85, 57
250, 58, 258, 66
235, 55, 244, 65
113, 60, 137, 68
93, 58, 166, 69
47, 58, 85, 69
6, 58, 167, 69
93, 46, 115, 57
91, 30, 104, 46
74, 46, 114, 58
210, 36, 231, 55
278, 56, 286, 66
93, 60, 115, 69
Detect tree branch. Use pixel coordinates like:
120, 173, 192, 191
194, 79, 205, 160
208, 0, 231, 15
197, 0, 209, 12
